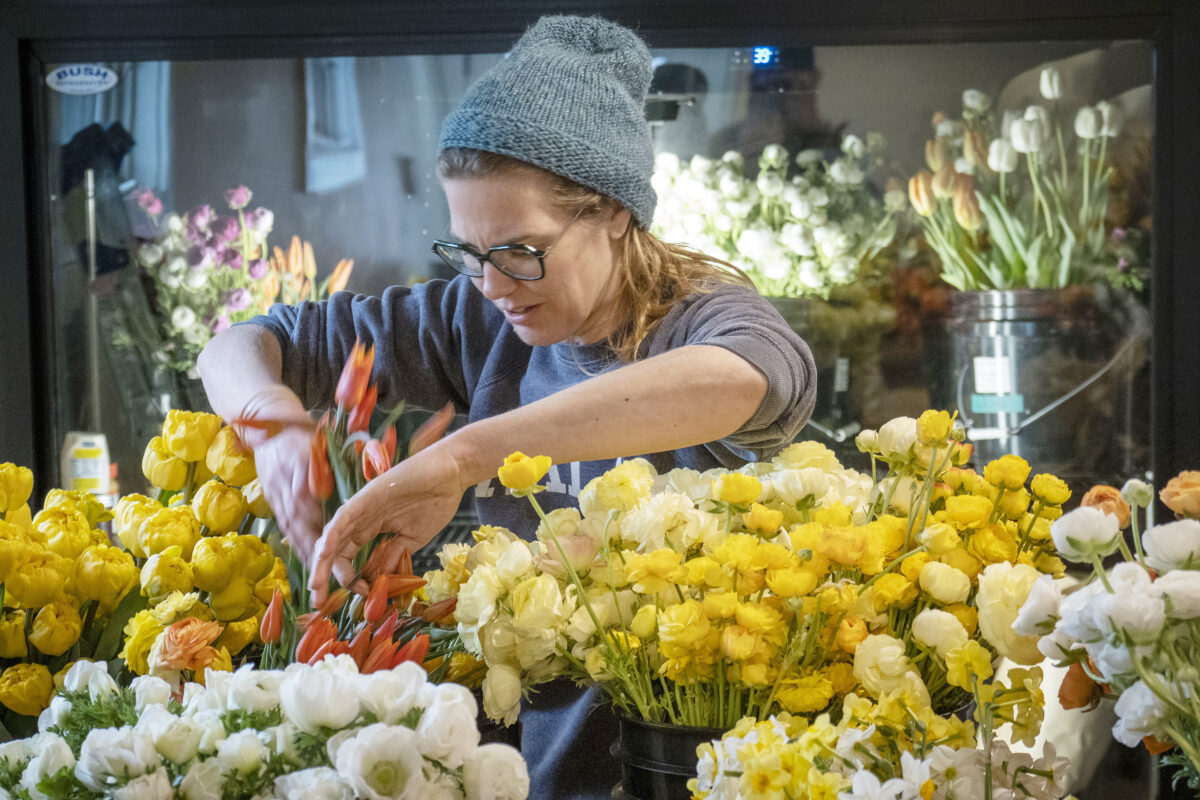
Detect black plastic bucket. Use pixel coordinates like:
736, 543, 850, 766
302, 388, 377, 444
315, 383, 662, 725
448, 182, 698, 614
610, 714, 725, 800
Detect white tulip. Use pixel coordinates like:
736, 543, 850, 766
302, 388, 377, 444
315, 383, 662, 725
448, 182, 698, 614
987, 138, 1019, 173
1074, 107, 1101, 140
1097, 100, 1124, 137
1154, 570, 1200, 618
1010, 118, 1046, 154
1013, 574, 1063, 636
1039, 66, 1062, 100
1144, 519, 1200, 572
1050, 506, 1122, 561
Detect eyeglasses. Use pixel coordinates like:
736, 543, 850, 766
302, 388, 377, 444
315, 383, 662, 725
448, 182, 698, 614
431, 209, 583, 282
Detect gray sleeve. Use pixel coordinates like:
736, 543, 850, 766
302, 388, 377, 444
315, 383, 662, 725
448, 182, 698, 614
241, 276, 495, 413
644, 284, 817, 460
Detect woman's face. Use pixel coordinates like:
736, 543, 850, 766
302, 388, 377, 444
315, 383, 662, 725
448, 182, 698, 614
441, 172, 630, 347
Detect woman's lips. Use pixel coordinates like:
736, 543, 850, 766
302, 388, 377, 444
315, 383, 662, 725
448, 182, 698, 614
502, 304, 538, 324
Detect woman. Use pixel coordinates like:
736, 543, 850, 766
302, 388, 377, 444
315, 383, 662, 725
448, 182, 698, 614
199, 14, 816, 797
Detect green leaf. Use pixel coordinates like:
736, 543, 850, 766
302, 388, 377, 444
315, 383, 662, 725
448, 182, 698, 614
91, 589, 149, 663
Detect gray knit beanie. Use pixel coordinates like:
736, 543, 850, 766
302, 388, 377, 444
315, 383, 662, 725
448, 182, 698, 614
439, 15, 657, 227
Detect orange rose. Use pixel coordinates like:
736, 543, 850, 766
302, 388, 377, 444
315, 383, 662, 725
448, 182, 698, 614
153, 618, 224, 673
1160, 471, 1200, 518
1080, 485, 1132, 528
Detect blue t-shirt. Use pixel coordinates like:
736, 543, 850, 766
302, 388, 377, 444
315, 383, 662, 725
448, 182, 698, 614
249, 273, 817, 798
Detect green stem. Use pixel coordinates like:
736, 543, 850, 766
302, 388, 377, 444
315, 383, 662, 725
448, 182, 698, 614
1091, 554, 1115, 592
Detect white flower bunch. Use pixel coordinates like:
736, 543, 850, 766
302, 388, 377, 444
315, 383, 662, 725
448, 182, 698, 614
0, 658, 529, 800
651, 134, 901, 298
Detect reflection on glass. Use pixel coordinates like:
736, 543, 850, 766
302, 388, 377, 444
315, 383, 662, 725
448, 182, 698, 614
38, 40, 1152, 502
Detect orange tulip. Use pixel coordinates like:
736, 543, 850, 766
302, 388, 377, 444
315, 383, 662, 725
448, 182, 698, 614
347, 385, 378, 433
260, 589, 283, 644
393, 633, 430, 667
348, 624, 372, 668
381, 425, 397, 464
295, 617, 337, 663
315, 588, 350, 619
371, 609, 400, 648
363, 537, 406, 582
409, 403, 456, 457
302, 241, 317, 280
362, 439, 391, 481
328, 258, 355, 294
952, 174, 982, 232
386, 574, 427, 599
362, 638, 400, 673
925, 138, 948, 172
908, 171, 936, 217
421, 597, 458, 624
931, 162, 956, 199
307, 428, 334, 501
335, 340, 375, 410
364, 575, 389, 624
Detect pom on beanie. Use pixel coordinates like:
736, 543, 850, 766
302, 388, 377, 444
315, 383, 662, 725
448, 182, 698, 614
439, 15, 657, 227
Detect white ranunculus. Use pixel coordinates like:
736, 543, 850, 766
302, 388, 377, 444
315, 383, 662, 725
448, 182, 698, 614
1012, 574, 1063, 636
62, 660, 119, 700
216, 729, 266, 777
227, 664, 284, 714
621, 491, 714, 553
359, 662, 427, 724
182, 322, 210, 346
482, 664, 523, 727
136, 243, 164, 268
1037, 629, 1081, 662
462, 744, 530, 800
911, 609, 968, 657
654, 151, 681, 175
1121, 478, 1155, 507
1154, 570, 1200, 618
1098, 588, 1165, 643
1051, 506, 1122, 562
876, 416, 917, 461
160, 269, 183, 289
768, 467, 830, 507
38, 695, 71, 734
494, 540, 533, 587
1074, 107, 1101, 140
1088, 640, 1137, 681
976, 562, 1044, 664
962, 89, 991, 113
841, 134, 865, 158
1055, 579, 1108, 644
935, 119, 961, 139
1109, 561, 1153, 594
335, 723, 427, 800
1039, 66, 1062, 100
919, 561, 971, 604
1112, 680, 1170, 746
455, 565, 504, 630
416, 682, 480, 768
76, 727, 160, 792
854, 634, 927, 701
184, 269, 208, 290
797, 259, 822, 290
829, 256, 857, 284
171, 305, 197, 331
1144, 519, 1200, 572
179, 759, 222, 800
756, 171, 784, 197
807, 187, 830, 207
275, 767, 355, 800
112, 769, 173, 800
131, 675, 173, 711
279, 668, 362, 734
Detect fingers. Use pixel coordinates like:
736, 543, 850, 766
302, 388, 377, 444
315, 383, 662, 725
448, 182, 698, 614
309, 495, 378, 606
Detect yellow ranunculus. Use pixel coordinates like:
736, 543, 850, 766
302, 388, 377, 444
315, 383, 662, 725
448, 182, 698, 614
623, 549, 687, 595
1031, 473, 1071, 505
0, 610, 27, 658
719, 625, 758, 661
0, 663, 54, 716
942, 495, 994, 529
945, 639, 993, 690
939, 547, 982, 580
191, 535, 238, 593
44, 489, 111, 527
6, 548, 68, 607
113, 494, 162, 558
827, 661, 857, 697
208, 578, 257, 622
151, 591, 210, 625
205, 426, 257, 487
0, 463, 34, 515
138, 506, 202, 560
29, 601, 83, 656
231, 535, 275, 583
657, 600, 711, 658
998, 487, 1031, 520
712, 473, 762, 506
920, 522, 961, 555
191, 480, 248, 534
578, 460, 656, 517
1035, 552, 1066, 579
34, 506, 93, 559
162, 410, 222, 462
916, 409, 954, 444
943, 602, 978, 636
919, 561, 971, 604
242, 479, 273, 519
700, 590, 739, 620
735, 601, 786, 646
765, 566, 817, 598
742, 502, 784, 535
197, 647, 233, 684
968, 524, 1018, 565
900, 551, 932, 583
120, 609, 165, 675
75, 546, 139, 606
776, 673, 834, 713
140, 546, 194, 603
629, 604, 658, 640
868, 573, 917, 611
816, 526, 869, 567
253, 557, 291, 606
142, 436, 188, 491
214, 613, 260, 654
0, 521, 32, 582
834, 616, 869, 653
983, 454, 1031, 490
496, 451, 552, 492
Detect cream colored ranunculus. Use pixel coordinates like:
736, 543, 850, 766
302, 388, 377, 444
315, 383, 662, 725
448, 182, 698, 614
976, 561, 1044, 664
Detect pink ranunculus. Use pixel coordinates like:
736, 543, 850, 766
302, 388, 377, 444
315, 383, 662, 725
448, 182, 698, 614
221, 248, 242, 270
225, 185, 252, 210
137, 188, 163, 216
210, 314, 232, 334
191, 204, 214, 231
222, 288, 252, 311
217, 216, 241, 243
244, 208, 274, 235
247, 259, 268, 279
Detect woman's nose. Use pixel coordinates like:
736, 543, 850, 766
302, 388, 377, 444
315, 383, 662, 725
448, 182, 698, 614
472, 261, 517, 301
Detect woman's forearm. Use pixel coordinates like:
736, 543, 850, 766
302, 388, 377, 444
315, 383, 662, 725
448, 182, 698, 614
197, 324, 297, 422
440, 344, 769, 488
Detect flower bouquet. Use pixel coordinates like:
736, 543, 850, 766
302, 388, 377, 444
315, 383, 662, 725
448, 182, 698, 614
133, 186, 354, 381
425, 410, 1070, 737
1016, 471, 1200, 795
0, 464, 142, 734
0, 657, 528, 799
906, 69, 1144, 292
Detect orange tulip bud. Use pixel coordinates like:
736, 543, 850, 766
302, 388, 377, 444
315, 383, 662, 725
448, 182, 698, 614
932, 163, 956, 200
260, 589, 283, 644
362, 638, 400, 673
348, 624, 372, 668
952, 174, 982, 232
306, 638, 339, 665
362, 537, 405, 582
372, 609, 400, 648
381, 425, 397, 465
386, 574, 427, 599
909, 171, 936, 217
409, 403, 456, 457
335, 340, 375, 410
347, 385, 378, 434
295, 618, 337, 663
362, 440, 391, 482
393, 633, 430, 667
328, 258, 355, 295
316, 587, 350, 618
302, 240, 317, 280
396, 547, 412, 577
307, 428, 334, 501
421, 597, 458, 624
364, 575, 389, 624
287, 236, 305, 275
925, 138, 948, 172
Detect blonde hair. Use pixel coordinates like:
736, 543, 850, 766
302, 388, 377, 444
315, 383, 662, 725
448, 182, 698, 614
438, 148, 751, 362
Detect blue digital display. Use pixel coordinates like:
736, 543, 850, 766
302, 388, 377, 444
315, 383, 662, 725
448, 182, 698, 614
752, 46, 778, 67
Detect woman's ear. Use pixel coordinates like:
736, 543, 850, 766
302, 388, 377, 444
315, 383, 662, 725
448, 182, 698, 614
608, 206, 632, 239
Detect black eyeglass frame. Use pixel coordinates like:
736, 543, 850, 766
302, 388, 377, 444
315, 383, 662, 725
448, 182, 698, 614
430, 208, 584, 282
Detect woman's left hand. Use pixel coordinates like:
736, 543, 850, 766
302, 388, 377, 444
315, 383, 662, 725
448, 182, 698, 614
307, 442, 467, 606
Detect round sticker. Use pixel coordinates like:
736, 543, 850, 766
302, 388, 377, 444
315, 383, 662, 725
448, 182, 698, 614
45, 64, 118, 95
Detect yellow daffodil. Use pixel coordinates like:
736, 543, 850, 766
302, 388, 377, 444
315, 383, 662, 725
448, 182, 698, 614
0, 663, 54, 716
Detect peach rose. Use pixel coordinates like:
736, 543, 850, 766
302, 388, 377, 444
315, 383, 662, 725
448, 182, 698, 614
1081, 484, 1132, 528
1160, 471, 1200, 518
153, 618, 223, 672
